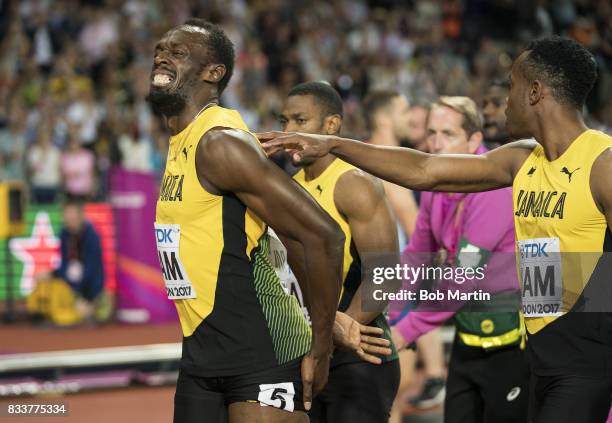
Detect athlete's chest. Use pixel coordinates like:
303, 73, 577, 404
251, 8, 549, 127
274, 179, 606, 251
513, 154, 600, 238
301, 177, 335, 206
156, 148, 219, 222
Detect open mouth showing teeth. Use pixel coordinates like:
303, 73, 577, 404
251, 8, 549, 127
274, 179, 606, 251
152, 74, 174, 87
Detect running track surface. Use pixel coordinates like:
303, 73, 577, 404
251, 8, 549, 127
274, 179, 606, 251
0, 322, 181, 354
1, 323, 179, 422
0, 386, 174, 423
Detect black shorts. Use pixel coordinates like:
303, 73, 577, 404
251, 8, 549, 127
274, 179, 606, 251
530, 373, 612, 423
174, 357, 305, 423
308, 358, 401, 423
445, 339, 529, 423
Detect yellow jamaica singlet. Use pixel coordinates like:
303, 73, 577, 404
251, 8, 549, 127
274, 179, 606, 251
293, 158, 398, 364
155, 106, 310, 377
513, 129, 612, 374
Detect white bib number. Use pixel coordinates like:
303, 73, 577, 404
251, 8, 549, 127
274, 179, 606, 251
154, 223, 196, 299
267, 228, 310, 324
258, 382, 295, 412
518, 237, 563, 317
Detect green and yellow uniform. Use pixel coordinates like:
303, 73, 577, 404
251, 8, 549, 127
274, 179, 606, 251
293, 158, 398, 364
513, 129, 612, 374
155, 106, 310, 377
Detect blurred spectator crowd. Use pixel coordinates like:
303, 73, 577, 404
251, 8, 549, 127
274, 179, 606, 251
0, 0, 611, 203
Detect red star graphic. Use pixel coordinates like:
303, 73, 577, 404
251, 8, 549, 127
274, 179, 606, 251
9, 211, 60, 295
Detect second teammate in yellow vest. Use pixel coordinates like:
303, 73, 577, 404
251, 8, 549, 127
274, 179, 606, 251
277, 82, 401, 423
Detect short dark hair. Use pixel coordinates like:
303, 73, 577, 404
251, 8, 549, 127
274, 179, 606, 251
521, 36, 597, 109
183, 18, 235, 94
287, 81, 343, 118
488, 79, 510, 90
362, 90, 400, 132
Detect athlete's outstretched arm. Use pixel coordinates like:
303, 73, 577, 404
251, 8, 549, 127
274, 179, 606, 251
196, 128, 344, 410
335, 170, 400, 325
259, 131, 536, 193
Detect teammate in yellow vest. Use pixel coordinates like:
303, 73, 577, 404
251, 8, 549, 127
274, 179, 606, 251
275, 82, 400, 422
261, 36, 612, 423
149, 19, 385, 423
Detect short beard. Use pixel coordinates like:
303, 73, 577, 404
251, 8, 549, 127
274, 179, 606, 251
146, 89, 187, 117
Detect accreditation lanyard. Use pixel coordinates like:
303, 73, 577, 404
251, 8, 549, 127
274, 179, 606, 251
446, 196, 465, 265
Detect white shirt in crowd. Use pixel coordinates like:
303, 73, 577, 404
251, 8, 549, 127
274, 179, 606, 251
118, 134, 153, 173
27, 144, 61, 188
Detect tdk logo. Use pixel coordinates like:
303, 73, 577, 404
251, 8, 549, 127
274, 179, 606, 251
156, 228, 174, 244
521, 243, 548, 257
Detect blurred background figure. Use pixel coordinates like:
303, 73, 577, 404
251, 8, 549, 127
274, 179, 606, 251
363, 90, 419, 245
27, 200, 108, 325
26, 121, 61, 204
481, 80, 511, 149
0, 102, 26, 182
56, 201, 105, 306
60, 124, 96, 201
404, 100, 431, 152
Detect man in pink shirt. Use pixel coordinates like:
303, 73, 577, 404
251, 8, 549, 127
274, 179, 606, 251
391, 97, 528, 423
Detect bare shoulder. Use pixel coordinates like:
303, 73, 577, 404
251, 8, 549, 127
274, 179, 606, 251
591, 147, 612, 210
489, 139, 539, 157
198, 127, 262, 161
195, 127, 268, 192
335, 168, 385, 216
593, 146, 612, 169
486, 138, 539, 177
337, 168, 385, 196
591, 146, 612, 185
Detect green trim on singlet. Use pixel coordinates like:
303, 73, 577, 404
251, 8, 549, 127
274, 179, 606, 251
252, 234, 312, 364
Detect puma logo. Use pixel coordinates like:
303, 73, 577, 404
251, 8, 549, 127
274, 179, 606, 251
316, 185, 323, 195
182, 146, 192, 160
527, 167, 536, 176
560, 166, 580, 182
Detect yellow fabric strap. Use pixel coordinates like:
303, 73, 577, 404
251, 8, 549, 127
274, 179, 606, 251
458, 327, 522, 349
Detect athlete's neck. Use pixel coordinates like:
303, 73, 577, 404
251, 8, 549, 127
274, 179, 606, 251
534, 107, 588, 161
369, 128, 399, 147
166, 95, 219, 135
303, 154, 337, 181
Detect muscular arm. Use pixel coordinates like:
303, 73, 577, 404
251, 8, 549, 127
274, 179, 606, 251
591, 148, 612, 240
335, 170, 399, 324
196, 128, 344, 354
262, 132, 536, 192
